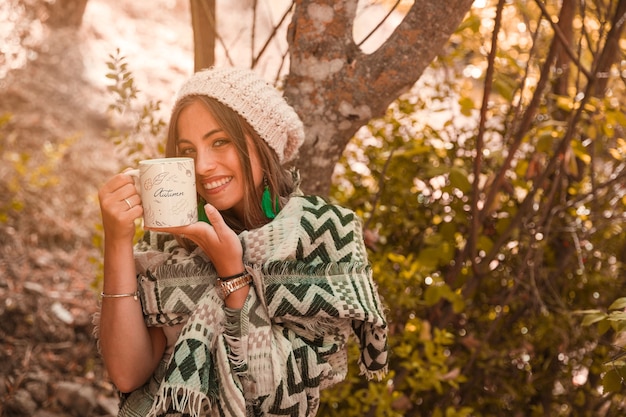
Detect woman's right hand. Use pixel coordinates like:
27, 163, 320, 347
98, 172, 143, 242
98, 172, 164, 393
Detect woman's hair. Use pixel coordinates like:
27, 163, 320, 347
166, 95, 295, 233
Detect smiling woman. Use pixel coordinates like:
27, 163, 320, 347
95, 66, 389, 417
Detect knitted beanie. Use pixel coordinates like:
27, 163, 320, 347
175, 67, 305, 164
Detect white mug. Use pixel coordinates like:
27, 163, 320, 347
126, 157, 198, 228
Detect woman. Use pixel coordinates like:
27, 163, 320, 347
97, 67, 388, 417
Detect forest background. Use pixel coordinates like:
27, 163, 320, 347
0, 0, 625, 416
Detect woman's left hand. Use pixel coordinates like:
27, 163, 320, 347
147, 203, 244, 277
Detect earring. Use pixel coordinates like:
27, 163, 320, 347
197, 197, 211, 224
261, 180, 279, 219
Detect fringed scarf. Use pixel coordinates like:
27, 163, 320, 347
125, 195, 388, 416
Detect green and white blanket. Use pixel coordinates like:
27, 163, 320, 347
123, 195, 388, 416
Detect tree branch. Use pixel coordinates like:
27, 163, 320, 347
360, 0, 475, 106
355, 0, 402, 48
252, 2, 294, 69
469, 0, 505, 277
286, 0, 474, 195
533, 0, 593, 80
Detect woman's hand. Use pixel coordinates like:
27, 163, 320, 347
98, 172, 161, 392
98, 172, 143, 243
148, 203, 244, 277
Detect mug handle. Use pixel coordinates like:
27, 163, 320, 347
123, 168, 141, 194
124, 168, 140, 179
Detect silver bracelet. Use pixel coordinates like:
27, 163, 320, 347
100, 291, 139, 301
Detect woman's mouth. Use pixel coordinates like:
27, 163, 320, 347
203, 176, 232, 192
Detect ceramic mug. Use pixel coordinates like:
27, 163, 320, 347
126, 157, 198, 228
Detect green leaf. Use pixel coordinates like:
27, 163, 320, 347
536, 131, 555, 153
607, 311, 626, 321
477, 235, 494, 254
424, 285, 445, 306
456, 13, 481, 33
458, 96, 475, 116
597, 319, 611, 335
555, 96, 574, 112
581, 311, 607, 327
493, 73, 517, 101
570, 139, 591, 164
602, 368, 624, 393
449, 168, 471, 193
608, 297, 626, 311
418, 247, 443, 269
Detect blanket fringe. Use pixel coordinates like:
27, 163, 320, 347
261, 260, 371, 280
359, 361, 389, 382
151, 257, 216, 282
148, 386, 210, 417
91, 309, 101, 353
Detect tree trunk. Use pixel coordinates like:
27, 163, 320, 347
190, 0, 216, 72
284, 0, 474, 196
592, 0, 626, 96
553, 0, 575, 97
46, 0, 88, 28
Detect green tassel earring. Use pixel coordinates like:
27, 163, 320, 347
197, 198, 211, 224
261, 184, 279, 219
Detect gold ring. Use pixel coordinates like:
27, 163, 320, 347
124, 198, 132, 209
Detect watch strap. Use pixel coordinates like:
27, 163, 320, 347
218, 274, 252, 299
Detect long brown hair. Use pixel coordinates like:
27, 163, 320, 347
166, 95, 295, 233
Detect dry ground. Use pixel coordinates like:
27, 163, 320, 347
0, 1, 192, 415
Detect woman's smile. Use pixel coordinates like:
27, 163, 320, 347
202, 176, 233, 193
176, 100, 263, 218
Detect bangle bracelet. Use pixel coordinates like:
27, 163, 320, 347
100, 291, 139, 301
217, 270, 247, 282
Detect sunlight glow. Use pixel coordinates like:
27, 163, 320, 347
572, 368, 589, 386
463, 65, 484, 79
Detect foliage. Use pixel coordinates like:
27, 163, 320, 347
581, 297, 626, 395
105, 48, 166, 165
91, 50, 169, 285
0, 112, 76, 225
91, 1, 626, 415
325, 0, 626, 416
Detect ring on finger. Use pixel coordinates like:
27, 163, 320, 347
124, 198, 133, 210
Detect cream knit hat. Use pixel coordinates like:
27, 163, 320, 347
175, 67, 305, 164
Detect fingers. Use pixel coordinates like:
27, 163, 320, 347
146, 204, 242, 274
202, 204, 226, 234
100, 172, 136, 195
200, 203, 243, 268
98, 173, 143, 241
99, 174, 139, 211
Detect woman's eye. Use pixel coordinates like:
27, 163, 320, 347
179, 148, 196, 156
213, 138, 230, 148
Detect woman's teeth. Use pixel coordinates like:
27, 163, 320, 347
204, 177, 232, 190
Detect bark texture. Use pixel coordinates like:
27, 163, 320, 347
190, 0, 216, 72
46, 0, 88, 28
284, 0, 474, 195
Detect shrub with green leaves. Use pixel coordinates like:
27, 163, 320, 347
0, 112, 76, 226
325, 1, 626, 416
105, 48, 166, 164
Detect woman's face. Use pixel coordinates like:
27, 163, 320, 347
175, 100, 263, 219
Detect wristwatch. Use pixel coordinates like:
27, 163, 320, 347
218, 274, 252, 299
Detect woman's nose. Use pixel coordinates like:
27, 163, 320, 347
194, 150, 217, 174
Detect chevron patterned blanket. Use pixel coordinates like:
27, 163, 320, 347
129, 195, 388, 417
